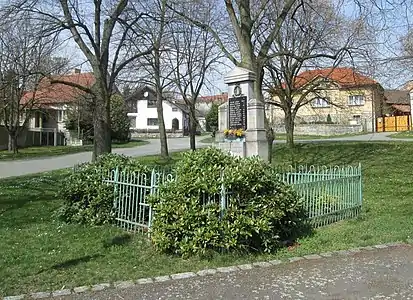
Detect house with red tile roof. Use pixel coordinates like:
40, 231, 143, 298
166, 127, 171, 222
267, 67, 386, 132
19, 69, 97, 145
195, 92, 228, 116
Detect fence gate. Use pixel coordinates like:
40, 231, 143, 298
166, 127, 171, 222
377, 115, 410, 132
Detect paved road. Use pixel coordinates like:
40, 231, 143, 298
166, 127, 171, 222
0, 137, 207, 179
285, 132, 413, 143
54, 245, 413, 300
0, 132, 411, 179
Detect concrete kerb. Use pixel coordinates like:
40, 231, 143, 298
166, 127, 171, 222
1, 241, 409, 300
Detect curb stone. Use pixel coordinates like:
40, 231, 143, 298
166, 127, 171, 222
196, 269, 216, 276
30, 292, 51, 299
136, 278, 153, 284
237, 263, 253, 270
114, 281, 135, 289
252, 261, 272, 268
91, 283, 111, 292
73, 286, 90, 294
1, 242, 408, 299
3, 295, 25, 300
303, 254, 322, 260
154, 275, 171, 282
289, 256, 304, 262
51, 290, 71, 297
217, 266, 239, 273
170, 272, 197, 280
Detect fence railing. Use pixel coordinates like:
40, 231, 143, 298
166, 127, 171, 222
277, 164, 362, 227
103, 164, 362, 233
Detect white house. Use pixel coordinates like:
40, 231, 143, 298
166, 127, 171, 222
125, 86, 188, 133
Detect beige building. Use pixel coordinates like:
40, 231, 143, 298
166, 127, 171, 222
267, 68, 386, 132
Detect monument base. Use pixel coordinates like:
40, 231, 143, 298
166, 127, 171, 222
215, 129, 269, 161
245, 129, 269, 161
218, 140, 246, 158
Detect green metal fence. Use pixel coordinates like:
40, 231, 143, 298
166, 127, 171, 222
104, 164, 362, 232
277, 164, 363, 227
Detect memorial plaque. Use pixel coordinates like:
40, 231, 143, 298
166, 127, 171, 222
228, 96, 247, 130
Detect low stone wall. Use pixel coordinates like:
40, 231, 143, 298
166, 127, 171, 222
131, 131, 185, 139
274, 124, 364, 136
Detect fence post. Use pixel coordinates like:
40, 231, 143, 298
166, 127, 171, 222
113, 167, 120, 207
148, 168, 156, 236
220, 171, 226, 220
358, 163, 363, 210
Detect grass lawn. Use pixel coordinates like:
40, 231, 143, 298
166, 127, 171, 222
1, 142, 413, 296
200, 132, 366, 143
388, 131, 413, 139
0, 140, 149, 161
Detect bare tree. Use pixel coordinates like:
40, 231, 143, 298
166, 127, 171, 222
0, 15, 67, 153
264, 0, 368, 147
168, 4, 223, 150
126, 0, 177, 159
7, 0, 152, 160
169, 0, 306, 162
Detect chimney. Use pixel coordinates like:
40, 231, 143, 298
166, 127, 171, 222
72, 68, 81, 74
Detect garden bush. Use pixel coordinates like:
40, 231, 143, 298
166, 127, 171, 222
56, 153, 150, 225
149, 147, 310, 257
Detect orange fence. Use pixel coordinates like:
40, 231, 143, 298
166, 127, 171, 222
376, 115, 410, 132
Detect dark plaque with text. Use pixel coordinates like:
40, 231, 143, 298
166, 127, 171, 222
228, 96, 247, 130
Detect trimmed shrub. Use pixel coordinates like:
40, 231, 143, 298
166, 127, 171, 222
149, 148, 309, 257
56, 153, 150, 225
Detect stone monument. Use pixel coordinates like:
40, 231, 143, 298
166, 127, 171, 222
217, 67, 269, 161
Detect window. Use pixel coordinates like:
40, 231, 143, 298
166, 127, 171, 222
127, 100, 137, 113
172, 107, 178, 112
147, 118, 159, 126
147, 99, 157, 108
129, 116, 136, 128
348, 95, 365, 106
57, 110, 65, 122
19, 112, 25, 123
353, 115, 361, 124
34, 112, 40, 127
311, 97, 330, 108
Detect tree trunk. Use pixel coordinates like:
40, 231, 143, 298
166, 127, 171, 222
156, 90, 169, 159
8, 131, 18, 154
284, 109, 295, 148
266, 123, 274, 163
92, 90, 112, 161
189, 107, 197, 151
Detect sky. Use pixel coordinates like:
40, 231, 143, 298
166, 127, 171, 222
48, 0, 413, 95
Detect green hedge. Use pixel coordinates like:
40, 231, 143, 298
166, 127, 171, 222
56, 154, 150, 225
149, 148, 310, 257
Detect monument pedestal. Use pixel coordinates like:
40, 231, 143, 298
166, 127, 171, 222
216, 67, 269, 162
218, 140, 246, 158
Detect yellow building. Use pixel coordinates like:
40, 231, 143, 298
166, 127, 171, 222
267, 68, 385, 132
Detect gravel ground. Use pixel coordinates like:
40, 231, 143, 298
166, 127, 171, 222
51, 244, 413, 300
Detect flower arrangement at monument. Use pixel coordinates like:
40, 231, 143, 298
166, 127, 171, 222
223, 128, 245, 141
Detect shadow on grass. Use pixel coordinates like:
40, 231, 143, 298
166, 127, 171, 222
0, 173, 66, 214
51, 254, 104, 270
103, 233, 133, 248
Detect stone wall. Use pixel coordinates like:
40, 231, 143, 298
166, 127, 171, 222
273, 124, 363, 136
131, 131, 185, 139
